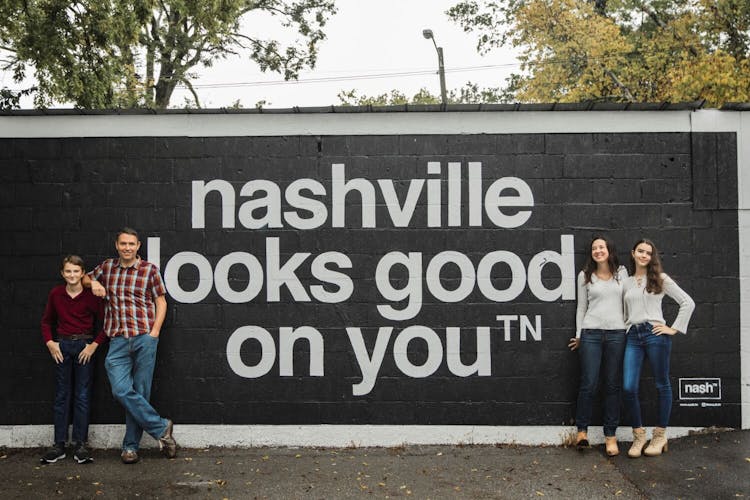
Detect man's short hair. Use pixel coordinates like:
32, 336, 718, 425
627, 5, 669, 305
61, 254, 85, 271
116, 227, 139, 241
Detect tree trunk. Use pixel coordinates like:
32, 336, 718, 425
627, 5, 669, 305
154, 76, 177, 108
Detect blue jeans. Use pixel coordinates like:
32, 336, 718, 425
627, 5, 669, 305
53, 338, 94, 444
105, 334, 168, 451
622, 323, 673, 428
575, 329, 626, 437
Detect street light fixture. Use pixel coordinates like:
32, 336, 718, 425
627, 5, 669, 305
422, 28, 448, 107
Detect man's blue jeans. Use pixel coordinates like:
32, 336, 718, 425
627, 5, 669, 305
105, 334, 168, 451
622, 322, 673, 428
54, 338, 94, 444
575, 329, 626, 437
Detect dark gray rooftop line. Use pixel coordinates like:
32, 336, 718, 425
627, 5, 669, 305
3, 100, 749, 116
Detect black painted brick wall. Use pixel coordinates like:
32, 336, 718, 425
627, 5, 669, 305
0, 132, 740, 428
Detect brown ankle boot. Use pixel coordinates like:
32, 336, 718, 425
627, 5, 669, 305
644, 427, 668, 456
605, 436, 619, 456
575, 431, 589, 449
628, 428, 647, 458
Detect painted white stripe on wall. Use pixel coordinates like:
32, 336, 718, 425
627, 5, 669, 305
738, 113, 750, 430
0, 424, 705, 449
0, 110, 693, 137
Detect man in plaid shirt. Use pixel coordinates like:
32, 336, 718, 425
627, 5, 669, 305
85, 227, 176, 464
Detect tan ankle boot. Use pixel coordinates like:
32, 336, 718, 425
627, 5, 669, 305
644, 427, 668, 456
605, 436, 619, 456
628, 428, 647, 458
575, 431, 589, 450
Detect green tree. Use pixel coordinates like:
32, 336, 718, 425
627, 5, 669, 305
338, 81, 505, 106
448, 0, 750, 106
0, 0, 336, 108
0, 86, 36, 110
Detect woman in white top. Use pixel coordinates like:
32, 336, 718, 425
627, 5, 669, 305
568, 236, 627, 456
622, 239, 695, 458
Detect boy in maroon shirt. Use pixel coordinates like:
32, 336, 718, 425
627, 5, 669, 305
40, 255, 106, 464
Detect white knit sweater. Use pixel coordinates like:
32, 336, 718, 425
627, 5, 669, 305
623, 273, 695, 334
575, 267, 628, 338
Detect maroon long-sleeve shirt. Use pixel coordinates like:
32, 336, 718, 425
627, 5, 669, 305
41, 285, 107, 345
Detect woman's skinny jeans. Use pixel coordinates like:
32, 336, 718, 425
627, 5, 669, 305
622, 322, 673, 428
575, 329, 626, 437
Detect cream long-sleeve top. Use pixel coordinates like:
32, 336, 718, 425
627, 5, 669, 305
575, 267, 628, 338
623, 273, 695, 334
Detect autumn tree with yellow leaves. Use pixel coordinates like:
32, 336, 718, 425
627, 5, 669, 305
448, 0, 750, 106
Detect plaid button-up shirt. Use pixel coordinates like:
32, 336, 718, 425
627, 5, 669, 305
90, 257, 166, 338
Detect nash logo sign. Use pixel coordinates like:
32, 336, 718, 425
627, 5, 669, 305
678, 378, 721, 400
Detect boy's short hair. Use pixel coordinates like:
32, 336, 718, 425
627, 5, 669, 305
116, 227, 139, 241
61, 254, 85, 271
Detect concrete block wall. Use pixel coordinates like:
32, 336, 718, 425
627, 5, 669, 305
0, 111, 745, 445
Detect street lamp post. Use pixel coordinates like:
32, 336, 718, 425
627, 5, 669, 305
422, 28, 448, 107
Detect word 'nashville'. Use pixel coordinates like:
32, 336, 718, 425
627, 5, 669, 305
192, 162, 534, 230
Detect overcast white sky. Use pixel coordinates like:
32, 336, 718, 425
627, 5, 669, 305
173, 0, 520, 108
2, 0, 520, 109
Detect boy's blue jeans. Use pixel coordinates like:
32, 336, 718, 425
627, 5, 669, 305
105, 334, 169, 451
622, 322, 673, 428
54, 338, 94, 444
575, 329, 626, 437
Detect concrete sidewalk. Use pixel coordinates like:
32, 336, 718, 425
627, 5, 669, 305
1, 429, 747, 499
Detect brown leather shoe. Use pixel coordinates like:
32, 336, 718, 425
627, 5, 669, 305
159, 419, 177, 459
121, 449, 139, 464
575, 431, 590, 450
605, 436, 620, 457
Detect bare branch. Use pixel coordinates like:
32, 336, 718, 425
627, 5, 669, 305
602, 66, 635, 101
182, 78, 201, 108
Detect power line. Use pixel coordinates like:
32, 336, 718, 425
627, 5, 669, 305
179, 63, 517, 90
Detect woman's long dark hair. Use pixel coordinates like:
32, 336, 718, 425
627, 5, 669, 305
582, 235, 619, 284
629, 238, 664, 294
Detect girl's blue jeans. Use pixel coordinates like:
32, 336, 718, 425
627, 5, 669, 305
622, 322, 673, 428
575, 329, 626, 437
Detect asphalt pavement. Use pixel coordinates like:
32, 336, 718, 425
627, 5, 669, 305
1, 429, 747, 499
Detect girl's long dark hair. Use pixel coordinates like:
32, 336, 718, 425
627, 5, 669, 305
629, 238, 664, 294
582, 235, 619, 284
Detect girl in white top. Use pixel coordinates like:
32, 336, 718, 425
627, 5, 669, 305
622, 239, 695, 458
568, 236, 627, 456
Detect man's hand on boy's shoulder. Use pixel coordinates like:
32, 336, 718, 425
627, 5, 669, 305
82, 274, 107, 297
78, 342, 98, 365
91, 280, 106, 297
46, 341, 63, 363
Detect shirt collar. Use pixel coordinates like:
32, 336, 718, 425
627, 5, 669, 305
116, 256, 142, 269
